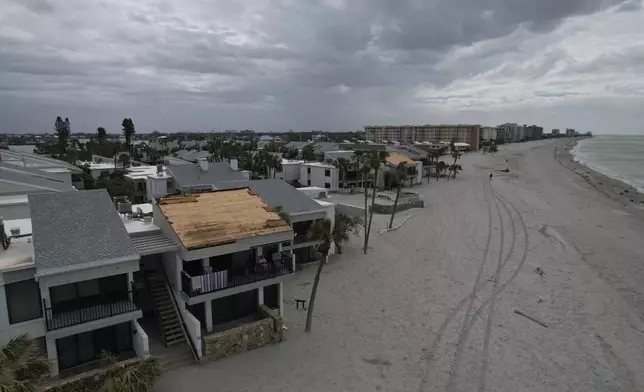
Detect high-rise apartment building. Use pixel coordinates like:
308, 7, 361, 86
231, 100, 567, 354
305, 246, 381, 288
526, 125, 544, 141
364, 124, 481, 150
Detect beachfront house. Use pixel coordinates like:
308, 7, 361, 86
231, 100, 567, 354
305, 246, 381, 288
0, 186, 300, 378
0, 190, 149, 377
153, 188, 293, 358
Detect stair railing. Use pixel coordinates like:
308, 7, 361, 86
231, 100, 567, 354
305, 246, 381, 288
158, 262, 200, 362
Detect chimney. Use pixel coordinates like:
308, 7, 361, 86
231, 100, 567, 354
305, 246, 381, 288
156, 164, 163, 174
229, 157, 238, 171
198, 157, 208, 171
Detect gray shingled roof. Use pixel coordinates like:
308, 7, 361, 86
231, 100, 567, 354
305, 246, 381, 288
0, 164, 74, 196
213, 179, 321, 214
168, 162, 245, 189
0, 150, 82, 174
29, 189, 138, 275
313, 142, 340, 154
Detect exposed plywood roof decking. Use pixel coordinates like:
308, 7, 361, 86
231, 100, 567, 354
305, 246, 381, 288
158, 188, 291, 250
386, 153, 414, 166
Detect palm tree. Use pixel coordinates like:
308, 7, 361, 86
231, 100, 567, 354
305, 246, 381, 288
364, 150, 389, 254
449, 141, 462, 179
304, 218, 333, 333
0, 334, 51, 392
97, 127, 107, 146
121, 118, 136, 150
332, 211, 363, 254
334, 158, 351, 188
388, 163, 408, 229
353, 151, 370, 251
300, 144, 316, 161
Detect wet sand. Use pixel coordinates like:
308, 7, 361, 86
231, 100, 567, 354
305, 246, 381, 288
156, 139, 644, 392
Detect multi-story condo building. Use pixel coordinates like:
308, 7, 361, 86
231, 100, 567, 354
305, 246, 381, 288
497, 123, 529, 142
1, 184, 330, 378
526, 125, 544, 141
364, 125, 481, 150
480, 127, 498, 143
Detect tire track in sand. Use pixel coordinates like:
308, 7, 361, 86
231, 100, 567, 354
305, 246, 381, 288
420, 182, 527, 392
419, 178, 494, 391
444, 180, 505, 392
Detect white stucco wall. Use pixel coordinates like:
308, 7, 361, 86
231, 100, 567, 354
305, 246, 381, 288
414, 161, 423, 185
280, 163, 300, 183
132, 320, 150, 359
0, 200, 31, 220
161, 252, 182, 292
299, 164, 338, 190
181, 309, 202, 358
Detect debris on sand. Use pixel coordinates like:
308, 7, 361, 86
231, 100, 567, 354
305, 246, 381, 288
514, 309, 550, 329
535, 267, 545, 277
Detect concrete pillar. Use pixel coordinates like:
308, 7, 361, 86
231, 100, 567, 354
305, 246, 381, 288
205, 300, 213, 332
174, 254, 182, 289
258, 287, 264, 305
278, 283, 284, 317
127, 271, 134, 301
46, 336, 59, 377
39, 282, 51, 310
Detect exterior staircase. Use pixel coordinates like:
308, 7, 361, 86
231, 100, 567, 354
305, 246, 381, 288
147, 272, 186, 347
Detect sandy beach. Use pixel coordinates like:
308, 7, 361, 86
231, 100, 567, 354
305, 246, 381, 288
156, 139, 644, 392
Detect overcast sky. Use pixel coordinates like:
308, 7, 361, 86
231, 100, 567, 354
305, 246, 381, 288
1, 0, 643, 134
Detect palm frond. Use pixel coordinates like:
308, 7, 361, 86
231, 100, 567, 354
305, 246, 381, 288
1, 335, 31, 363
99, 358, 160, 392
308, 218, 332, 256
12, 355, 50, 381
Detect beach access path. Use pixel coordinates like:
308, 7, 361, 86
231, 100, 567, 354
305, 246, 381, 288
156, 139, 644, 392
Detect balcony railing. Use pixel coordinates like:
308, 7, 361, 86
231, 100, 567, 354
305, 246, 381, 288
182, 252, 293, 298
44, 290, 138, 331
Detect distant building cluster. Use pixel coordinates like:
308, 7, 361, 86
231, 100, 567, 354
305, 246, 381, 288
364, 122, 588, 150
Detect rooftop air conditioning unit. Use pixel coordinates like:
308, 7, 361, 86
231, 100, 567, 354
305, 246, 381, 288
117, 200, 132, 214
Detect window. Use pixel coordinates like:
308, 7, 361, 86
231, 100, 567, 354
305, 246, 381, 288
324, 183, 331, 189
307, 168, 311, 174
324, 169, 331, 177
56, 323, 132, 371
307, 180, 311, 186
5, 279, 42, 324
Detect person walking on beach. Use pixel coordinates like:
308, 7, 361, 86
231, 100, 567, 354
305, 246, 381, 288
489, 173, 493, 180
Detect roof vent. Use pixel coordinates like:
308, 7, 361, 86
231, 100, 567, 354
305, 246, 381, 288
156, 164, 163, 173
198, 157, 208, 172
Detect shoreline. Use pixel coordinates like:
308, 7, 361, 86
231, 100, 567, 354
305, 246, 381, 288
555, 138, 644, 211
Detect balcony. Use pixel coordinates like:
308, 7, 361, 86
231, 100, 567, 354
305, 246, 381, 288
44, 290, 138, 331
181, 251, 293, 298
